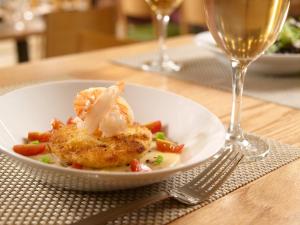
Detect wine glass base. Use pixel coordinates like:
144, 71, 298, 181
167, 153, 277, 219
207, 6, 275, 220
141, 59, 181, 72
225, 133, 269, 162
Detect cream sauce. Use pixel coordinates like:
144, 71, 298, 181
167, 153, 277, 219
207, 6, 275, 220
30, 143, 181, 172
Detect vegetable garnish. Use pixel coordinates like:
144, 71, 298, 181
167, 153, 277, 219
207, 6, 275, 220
30, 140, 40, 145
40, 155, 52, 164
130, 159, 152, 172
28, 132, 51, 142
153, 155, 164, 165
13, 144, 46, 156
66, 117, 76, 125
71, 163, 83, 169
144, 121, 162, 134
130, 159, 141, 172
155, 132, 166, 140
156, 139, 184, 154
51, 119, 64, 130
268, 18, 300, 54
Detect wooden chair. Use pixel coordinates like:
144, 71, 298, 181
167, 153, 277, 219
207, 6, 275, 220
77, 30, 135, 52
289, 0, 300, 17
57, 0, 92, 11
44, 6, 116, 57
179, 0, 207, 34
116, 0, 155, 38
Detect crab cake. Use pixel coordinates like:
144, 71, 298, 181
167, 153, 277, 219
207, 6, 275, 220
49, 124, 152, 169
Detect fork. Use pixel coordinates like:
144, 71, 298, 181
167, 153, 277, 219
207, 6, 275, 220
72, 149, 244, 225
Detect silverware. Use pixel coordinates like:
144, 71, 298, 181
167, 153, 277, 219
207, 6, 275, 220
72, 149, 243, 225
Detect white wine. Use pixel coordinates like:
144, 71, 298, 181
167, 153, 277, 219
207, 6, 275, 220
204, 0, 290, 62
145, 0, 183, 15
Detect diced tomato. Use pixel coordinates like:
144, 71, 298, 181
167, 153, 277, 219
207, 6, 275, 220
156, 139, 184, 154
130, 159, 151, 172
13, 144, 46, 156
130, 159, 141, 172
66, 117, 76, 125
51, 118, 64, 130
71, 163, 83, 169
144, 121, 162, 133
28, 132, 51, 142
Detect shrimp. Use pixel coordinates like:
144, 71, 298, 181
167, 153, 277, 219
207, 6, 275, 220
73, 82, 134, 136
74, 87, 105, 118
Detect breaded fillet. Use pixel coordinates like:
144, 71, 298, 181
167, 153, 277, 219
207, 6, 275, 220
49, 124, 152, 169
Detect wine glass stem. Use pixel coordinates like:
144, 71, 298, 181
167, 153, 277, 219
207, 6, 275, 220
156, 14, 170, 64
228, 60, 248, 141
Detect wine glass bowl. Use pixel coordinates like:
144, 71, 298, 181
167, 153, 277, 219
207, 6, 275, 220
203, 0, 290, 161
205, 0, 290, 63
145, 0, 183, 15
143, 0, 183, 72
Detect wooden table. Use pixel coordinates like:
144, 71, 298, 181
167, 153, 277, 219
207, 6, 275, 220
1, 35, 300, 225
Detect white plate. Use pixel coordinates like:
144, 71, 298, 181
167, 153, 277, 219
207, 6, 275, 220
195, 31, 300, 75
0, 80, 225, 191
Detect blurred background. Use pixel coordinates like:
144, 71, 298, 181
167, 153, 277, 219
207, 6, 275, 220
0, 0, 298, 68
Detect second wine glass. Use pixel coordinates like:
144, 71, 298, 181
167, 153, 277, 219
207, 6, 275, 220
143, 0, 183, 72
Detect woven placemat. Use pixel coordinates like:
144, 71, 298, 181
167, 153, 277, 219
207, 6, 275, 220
1, 137, 300, 225
113, 44, 300, 109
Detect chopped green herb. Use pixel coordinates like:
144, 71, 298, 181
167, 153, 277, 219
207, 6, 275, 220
30, 140, 40, 144
155, 132, 166, 140
153, 155, 164, 165
40, 156, 52, 164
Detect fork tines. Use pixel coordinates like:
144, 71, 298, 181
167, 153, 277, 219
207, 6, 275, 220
182, 149, 243, 198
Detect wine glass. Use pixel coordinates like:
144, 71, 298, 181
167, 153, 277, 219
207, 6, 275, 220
203, 0, 290, 161
143, 0, 183, 72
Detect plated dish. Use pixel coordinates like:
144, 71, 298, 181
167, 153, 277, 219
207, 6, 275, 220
0, 80, 225, 191
13, 82, 185, 172
195, 31, 300, 75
